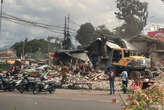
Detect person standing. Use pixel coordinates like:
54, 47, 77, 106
107, 67, 115, 95
121, 69, 128, 94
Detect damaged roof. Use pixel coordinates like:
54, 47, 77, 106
71, 53, 90, 62
55, 49, 90, 62
106, 41, 121, 49
121, 39, 137, 50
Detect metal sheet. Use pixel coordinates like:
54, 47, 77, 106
71, 53, 90, 62
122, 39, 137, 50
106, 41, 121, 49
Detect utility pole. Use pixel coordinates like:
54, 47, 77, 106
63, 15, 72, 50
67, 16, 70, 36
22, 39, 25, 60
0, 0, 3, 37
63, 16, 67, 49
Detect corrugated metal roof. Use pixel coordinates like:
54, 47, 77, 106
122, 39, 137, 50
106, 41, 121, 49
71, 53, 90, 62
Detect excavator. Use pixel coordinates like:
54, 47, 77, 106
110, 48, 151, 71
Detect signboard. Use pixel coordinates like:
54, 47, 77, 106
147, 30, 164, 42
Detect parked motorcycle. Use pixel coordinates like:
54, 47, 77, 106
16, 76, 37, 94
0, 75, 17, 91
0, 75, 6, 90
33, 79, 56, 94
5, 76, 17, 91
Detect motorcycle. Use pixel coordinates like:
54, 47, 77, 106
5, 76, 17, 91
33, 78, 56, 94
0, 75, 5, 90
16, 76, 37, 94
0, 75, 17, 92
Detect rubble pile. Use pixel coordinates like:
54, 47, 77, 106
34, 65, 111, 90
52, 70, 110, 90
86, 71, 109, 81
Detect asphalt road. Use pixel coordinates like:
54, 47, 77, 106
0, 89, 122, 110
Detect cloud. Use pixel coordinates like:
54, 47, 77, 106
0, 0, 164, 48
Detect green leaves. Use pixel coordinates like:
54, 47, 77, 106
123, 85, 164, 110
11, 38, 56, 58
115, 0, 149, 38
76, 23, 113, 47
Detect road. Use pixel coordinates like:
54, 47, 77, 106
0, 89, 123, 110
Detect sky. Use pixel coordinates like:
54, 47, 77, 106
0, 0, 164, 48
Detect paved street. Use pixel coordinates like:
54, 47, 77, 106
0, 89, 123, 110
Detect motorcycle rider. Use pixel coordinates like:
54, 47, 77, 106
7, 60, 21, 77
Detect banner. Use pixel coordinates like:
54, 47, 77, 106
147, 30, 164, 42
148, 30, 164, 37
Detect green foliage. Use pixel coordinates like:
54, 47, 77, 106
11, 38, 56, 58
76, 23, 95, 46
115, 0, 148, 37
162, 0, 164, 4
95, 25, 113, 37
0, 63, 10, 71
76, 23, 113, 47
123, 85, 164, 110
121, 83, 128, 91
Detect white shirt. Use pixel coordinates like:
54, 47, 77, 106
121, 71, 128, 81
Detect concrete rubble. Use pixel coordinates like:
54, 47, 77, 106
16, 64, 125, 91
2, 32, 164, 91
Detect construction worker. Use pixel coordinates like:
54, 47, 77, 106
121, 68, 128, 94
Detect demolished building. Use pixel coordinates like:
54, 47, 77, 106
85, 37, 150, 72
53, 49, 91, 65
129, 29, 164, 66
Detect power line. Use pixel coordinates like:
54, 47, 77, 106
2, 16, 64, 34
4, 13, 65, 29
2, 16, 79, 34
4, 12, 77, 32
69, 18, 81, 27
2, 12, 77, 34
3, 15, 65, 32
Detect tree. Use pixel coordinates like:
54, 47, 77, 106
47, 36, 55, 52
162, 0, 164, 3
115, 0, 148, 37
12, 42, 24, 58
12, 38, 55, 58
95, 25, 113, 37
54, 37, 62, 50
76, 23, 95, 46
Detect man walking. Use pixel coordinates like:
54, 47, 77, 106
121, 69, 128, 94
107, 67, 115, 95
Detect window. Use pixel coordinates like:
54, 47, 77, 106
124, 50, 130, 57
112, 50, 122, 62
